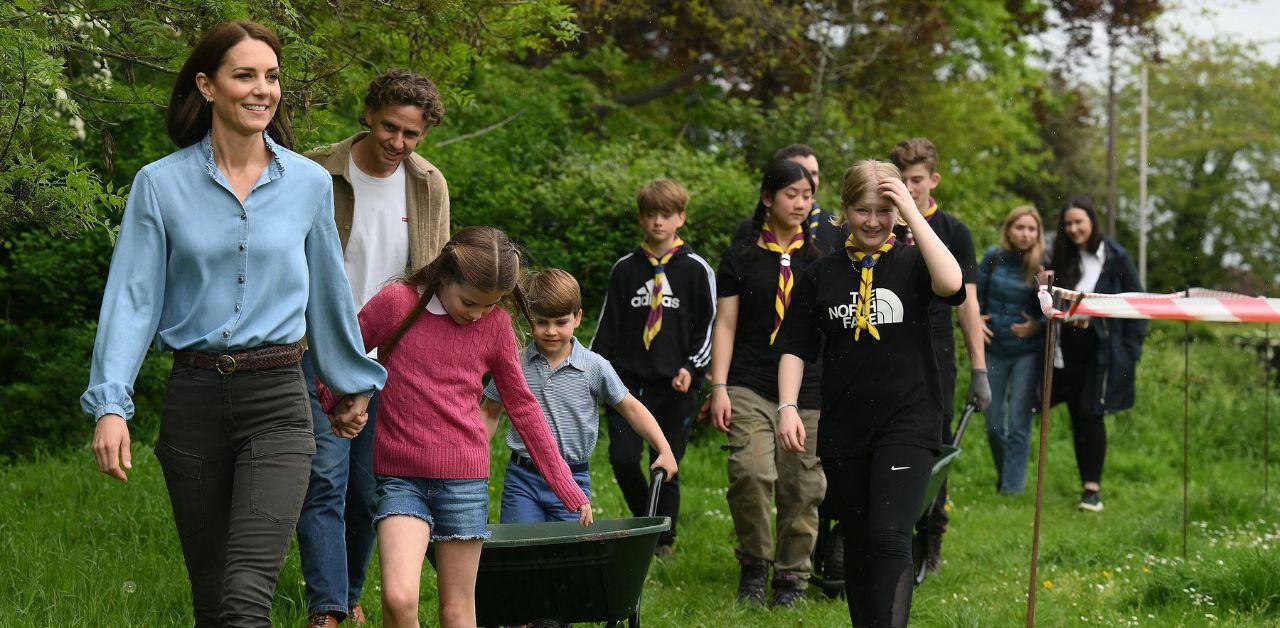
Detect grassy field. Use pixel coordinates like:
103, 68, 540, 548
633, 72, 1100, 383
3, 321, 1280, 626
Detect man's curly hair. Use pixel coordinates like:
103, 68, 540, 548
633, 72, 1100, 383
360, 69, 445, 130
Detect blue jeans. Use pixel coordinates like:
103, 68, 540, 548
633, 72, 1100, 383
985, 350, 1039, 494
295, 350, 380, 618
500, 460, 593, 523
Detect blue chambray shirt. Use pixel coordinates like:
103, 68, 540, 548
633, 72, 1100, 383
81, 131, 387, 421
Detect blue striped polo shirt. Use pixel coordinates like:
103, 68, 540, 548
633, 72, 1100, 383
483, 337, 629, 464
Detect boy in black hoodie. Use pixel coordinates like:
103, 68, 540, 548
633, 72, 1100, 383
592, 178, 717, 555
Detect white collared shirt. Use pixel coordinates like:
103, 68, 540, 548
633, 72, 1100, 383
1074, 241, 1107, 293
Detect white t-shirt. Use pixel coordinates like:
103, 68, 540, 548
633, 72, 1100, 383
345, 153, 409, 310
1073, 241, 1106, 293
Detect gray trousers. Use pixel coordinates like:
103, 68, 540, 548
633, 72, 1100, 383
154, 362, 316, 627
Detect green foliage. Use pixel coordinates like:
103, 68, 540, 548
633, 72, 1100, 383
1110, 38, 1280, 293
0, 229, 170, 457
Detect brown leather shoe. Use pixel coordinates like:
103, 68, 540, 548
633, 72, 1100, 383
348, 603, 368, 625
306, 612, 339, 628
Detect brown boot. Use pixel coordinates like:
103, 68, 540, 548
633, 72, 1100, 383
305, 613, 339, 628
348, 604, 367, 625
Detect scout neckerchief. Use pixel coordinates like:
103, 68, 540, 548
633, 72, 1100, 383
845, 233, 896, 341
760, 222, 807, 344
904, 197, 939, 246
641, 236, 684, 350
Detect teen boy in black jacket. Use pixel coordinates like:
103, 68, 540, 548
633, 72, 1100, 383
592, 179, 716, 555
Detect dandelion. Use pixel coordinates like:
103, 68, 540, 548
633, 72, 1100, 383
122, 581, 137, 594
1103, 570, 1112, 579
1043, 580, 1053, 589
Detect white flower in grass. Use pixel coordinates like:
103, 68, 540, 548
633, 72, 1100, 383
122, 581, 136, 594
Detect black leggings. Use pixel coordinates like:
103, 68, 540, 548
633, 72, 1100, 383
825, 445, 935, 628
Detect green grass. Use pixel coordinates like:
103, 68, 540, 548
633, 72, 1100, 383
3, 320, 1280, 626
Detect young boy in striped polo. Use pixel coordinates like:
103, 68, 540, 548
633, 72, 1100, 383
482, 269, 677, 523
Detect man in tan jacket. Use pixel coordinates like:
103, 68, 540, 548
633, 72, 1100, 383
299, 69, 450, 628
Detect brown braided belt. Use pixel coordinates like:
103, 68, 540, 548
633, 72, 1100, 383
172, 342, 304, 375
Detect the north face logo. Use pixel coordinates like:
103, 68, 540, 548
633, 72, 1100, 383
827, 289, 904, 329
630, 280, 681, 308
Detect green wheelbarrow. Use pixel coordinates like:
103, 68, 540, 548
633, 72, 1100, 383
431, 469, 670, 627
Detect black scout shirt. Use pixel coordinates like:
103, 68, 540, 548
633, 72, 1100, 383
773, 246, 966, 458
896, 210, 977, 338
717, 239, 823, 409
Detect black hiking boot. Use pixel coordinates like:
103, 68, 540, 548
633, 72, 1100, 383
736, 558, 768, 605
769, 570, 804, 607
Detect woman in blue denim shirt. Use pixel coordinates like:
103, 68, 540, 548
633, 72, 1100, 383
978, 206, 1046, 495
82, 21, 386, 627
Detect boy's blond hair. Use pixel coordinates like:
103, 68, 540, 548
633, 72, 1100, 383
888, 137, 939, 174
523, 269, 582, 318
837, 160, 903, 226
636, 179, 689, 217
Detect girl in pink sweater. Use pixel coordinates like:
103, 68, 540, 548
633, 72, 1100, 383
324, 226, 591, 628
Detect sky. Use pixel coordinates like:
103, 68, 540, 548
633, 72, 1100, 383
1038, 0, 1280, 85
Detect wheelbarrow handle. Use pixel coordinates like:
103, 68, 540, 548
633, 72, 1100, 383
952, 400, 978, 448
646, 468, 667, 518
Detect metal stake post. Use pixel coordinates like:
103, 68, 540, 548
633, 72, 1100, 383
1026, 314, 1060, 628
1182, 320, 1191, 559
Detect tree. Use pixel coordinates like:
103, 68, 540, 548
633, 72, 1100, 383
1112, 38, 1280, 293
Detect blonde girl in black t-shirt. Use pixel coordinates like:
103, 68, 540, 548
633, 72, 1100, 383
707, 159, 828, 606
775, 160, 963, 627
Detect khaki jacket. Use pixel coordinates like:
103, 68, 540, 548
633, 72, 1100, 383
306, 132, 451, 272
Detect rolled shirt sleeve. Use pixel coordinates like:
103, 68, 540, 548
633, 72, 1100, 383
303, 186, 387, 396
81, 170, 167, 421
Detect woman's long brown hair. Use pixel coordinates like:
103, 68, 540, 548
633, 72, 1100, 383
999, 205, 1046, 283
379, 226, 533, 362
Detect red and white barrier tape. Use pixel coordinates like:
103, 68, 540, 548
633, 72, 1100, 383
1037, 286, 1280, 323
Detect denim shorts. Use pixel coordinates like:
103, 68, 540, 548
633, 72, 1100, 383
373, 475, 491, 541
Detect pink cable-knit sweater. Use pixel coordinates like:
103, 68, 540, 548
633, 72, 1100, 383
322, 282, 588, 512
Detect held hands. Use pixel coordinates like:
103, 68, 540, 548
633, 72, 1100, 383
577, 503, 594, 527
649, 448, 679, 481
777, 406, 806, 453
670, 368, 692, 393
328, 394, 371, 439
92, 414, 132, 483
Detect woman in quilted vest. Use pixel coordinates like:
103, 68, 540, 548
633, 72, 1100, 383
977, 205, 1046, 495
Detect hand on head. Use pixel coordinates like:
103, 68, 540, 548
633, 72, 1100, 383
879, 177, 917, 219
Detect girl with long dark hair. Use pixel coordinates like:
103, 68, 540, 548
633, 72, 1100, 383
708, 159, 827, 606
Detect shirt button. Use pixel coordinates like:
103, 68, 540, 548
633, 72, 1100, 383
239, 243, 246, 251
240, 212, 247, 220
238, 275, 245, 284
235, 304, 242, 312
222, 331, 231, 339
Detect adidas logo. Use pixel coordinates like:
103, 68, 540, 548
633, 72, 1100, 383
630, 279, 681, 308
